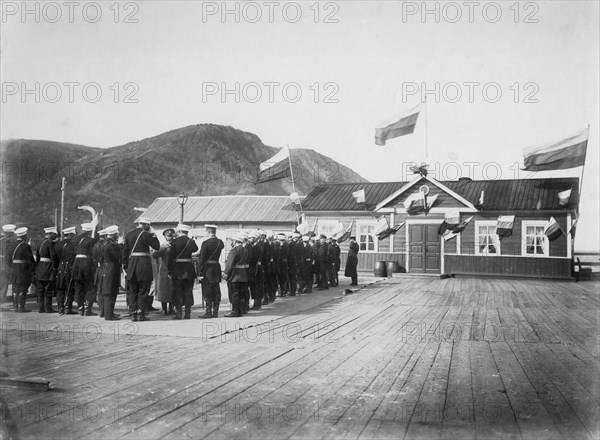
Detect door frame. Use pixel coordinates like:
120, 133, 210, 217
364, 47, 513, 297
405, 219, 443, 273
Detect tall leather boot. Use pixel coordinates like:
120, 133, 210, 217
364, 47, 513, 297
97, 293, 104, 317
172, 306, 182, 320
84, 301, 97, 316
18, 291, 29, 312
104, 296, 120, 320
199, 300, 213, 319
183, 306, 191, 320
13, 292, 18, 312
45, 296, 56, 313
138, 306, 149, 322
212, 302, 219, 318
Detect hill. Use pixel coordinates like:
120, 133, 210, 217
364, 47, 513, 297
0, 124, 367, 235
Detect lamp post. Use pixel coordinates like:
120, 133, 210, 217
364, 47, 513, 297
177, 193, 188, 224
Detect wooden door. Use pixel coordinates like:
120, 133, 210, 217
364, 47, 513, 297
409, 224, 440, 274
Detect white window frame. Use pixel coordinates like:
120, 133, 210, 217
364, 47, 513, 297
357, 221, 378, 253
475, 220, 501, 256
521, 220, 549, 257
318, 220, 339, 239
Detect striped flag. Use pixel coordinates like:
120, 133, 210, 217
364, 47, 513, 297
544, 217, 563, 241
257, 149, 290, 183
523, 127, 589, 171
337, 220, 354, 243
297, 214, 309, 234
443, 216, 474, 240
569, 218, 578, 238
403, 191, 425, 215
438, 210, 460, 235
374, 216, 389, 236
378, 222, 405, 240
375, 104, 421, 146
558, 189, 571, 206
496, 215, 515, 238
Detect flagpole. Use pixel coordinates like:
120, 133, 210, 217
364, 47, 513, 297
287, 145, 303, 221
424, 97, 429, 159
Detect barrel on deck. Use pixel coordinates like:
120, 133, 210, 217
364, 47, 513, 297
374, 261, 387, 277
387, 261, 400, 277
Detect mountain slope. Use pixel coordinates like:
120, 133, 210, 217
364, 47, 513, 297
0, 124, 367, 235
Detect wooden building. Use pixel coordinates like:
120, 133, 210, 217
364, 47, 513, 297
301, 175, 579, 280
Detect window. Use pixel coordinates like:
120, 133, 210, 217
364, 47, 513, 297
357, 223, 377, 252
318, 220, 338, 238
475, 221, 500, 255
522, 221, 549, 257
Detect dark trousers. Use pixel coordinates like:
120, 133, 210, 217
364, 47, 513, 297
0, 270, 9, 301
228, 281, 246, 316
313, 263, 321, 286
278, 266, 288, 295
103, 295, 118, 319
329, 262, 339, 287
75, 279, 96, 308
253, 268, 264, 307
288, 263, 297, 295
12, 282, 29, 310
304, 264, 313, 292
201, 280, 221, 305
172, 279, 194, 310
319, 263, 331, 288
127, 279, 152, 314
37, 280, 55, 312
56, 282, 75, 311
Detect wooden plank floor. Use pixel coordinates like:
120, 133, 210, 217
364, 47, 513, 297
1, 277, 599, 439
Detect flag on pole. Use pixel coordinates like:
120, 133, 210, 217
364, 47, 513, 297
442, 216, 473, 241
309, 218, 319, 236
558, 189, 572, 206
403, 191, 426, 215
375, 103, 421, 146
257, 149, 290, 183
337, 220, 355, 243
544, 217, 563, 241
522, 127, 589, 171
569, 218, 578, 238
352, 189, 366, 204
496, 215, 515, 238
438, 210, 460, 235
378, 222, 405, 240
297, 214, 309, 234
290, 192, 301, 205
425, 194, 438, 210
331, 221, 345, 240
374, 216, 389, 236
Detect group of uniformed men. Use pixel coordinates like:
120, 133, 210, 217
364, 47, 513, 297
0, 218, 360, 321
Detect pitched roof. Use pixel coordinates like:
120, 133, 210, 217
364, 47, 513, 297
302, 178, 580, 212
141, 195, 299, 224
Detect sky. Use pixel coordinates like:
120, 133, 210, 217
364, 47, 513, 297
1, 1, 599, 251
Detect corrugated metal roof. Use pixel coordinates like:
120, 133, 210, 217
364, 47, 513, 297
142, 195, 299, 224
302, 178, 580, 211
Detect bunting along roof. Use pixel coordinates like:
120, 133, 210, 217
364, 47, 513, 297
301, 178, 580, 212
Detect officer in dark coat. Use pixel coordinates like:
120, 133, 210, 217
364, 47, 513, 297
300, 235, 314, 293
276, 234, 289, 296
329, 238, 341, 287
0, 224, 17, 301
288, 232, 300, 296
92, 229, 109, 317
223, 233, 249, 317
345, 236, 360, 285
72, 223, 99, 315
312, 237, 321, 287
98, 225, 122, 321
55, 226, 77, 315
168, 224, 198, 320
260, 231, 272, 305
268, 233, 280, 303
36, 226, 59, 313
123, 217, 160, 321
197, 224, 224, 319
9, 227, 35, 312
251, 231, 266, 310
317, 235, 330, 290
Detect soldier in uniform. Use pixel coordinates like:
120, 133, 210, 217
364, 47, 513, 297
0, 224, 16, 302
260, 231, 272, 306
92, 229, 108, 317
168, 224, 198, 320
300, 235, 314, 293
123, 217, 160, 322
197, 224, 224, 319
10, 227, 35, 312
287, 232, 300, 296
98, 225, 122, 321
329, 238, 341, 287
345, 236, 360, 286
276, 233, 289, 296
36, 226, 59, 313
317, 235, 330, 290
223, 233, 248, 317
152, 229, 175, 315
251, 231, 266, 310
312, 236, 321, 288
72, 223, 99, 315
267, 233, 279, 303
55, 226, 77, 315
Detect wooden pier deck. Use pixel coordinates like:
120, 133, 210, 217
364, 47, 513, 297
1, 276, 599, 439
